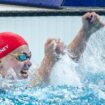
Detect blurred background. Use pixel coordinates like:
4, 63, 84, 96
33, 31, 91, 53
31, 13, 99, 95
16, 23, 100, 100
0, 0, 104, 64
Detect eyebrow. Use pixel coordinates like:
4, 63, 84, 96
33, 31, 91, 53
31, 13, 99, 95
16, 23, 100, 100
19, 51, 31, 54
10, 51, 31, 56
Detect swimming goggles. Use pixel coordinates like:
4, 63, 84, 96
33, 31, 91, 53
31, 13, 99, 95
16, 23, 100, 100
11, 52, 31, 62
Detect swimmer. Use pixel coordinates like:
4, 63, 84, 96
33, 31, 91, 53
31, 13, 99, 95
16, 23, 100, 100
0, 12, 104, 88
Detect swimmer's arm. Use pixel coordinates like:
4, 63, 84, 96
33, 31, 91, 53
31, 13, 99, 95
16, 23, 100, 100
29, 56, 55, 87
67, 12, 105, 62
67, 28, 87, 61
29, 39, 64, 87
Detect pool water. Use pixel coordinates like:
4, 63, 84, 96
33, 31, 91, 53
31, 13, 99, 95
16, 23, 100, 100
0, 85, 105, 105
1, 27, 105, 105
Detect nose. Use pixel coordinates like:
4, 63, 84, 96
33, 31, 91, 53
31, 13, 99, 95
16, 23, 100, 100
24, 59, 32, 68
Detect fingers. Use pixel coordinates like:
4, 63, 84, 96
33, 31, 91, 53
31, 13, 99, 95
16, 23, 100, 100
45, 38, 65, 54
90, 12, 100, 23
82, 12, 91, 21
83, 12, 100, 23
45, 39, 57, 50
45, 38, 55, 47
45, 38, 64, 48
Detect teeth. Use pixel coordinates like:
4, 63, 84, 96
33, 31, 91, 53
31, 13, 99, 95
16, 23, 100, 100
21, 70, 28, 74
20, 70, 28, 78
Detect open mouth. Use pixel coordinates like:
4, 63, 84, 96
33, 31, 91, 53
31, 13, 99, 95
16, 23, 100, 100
20, 70, 28, 78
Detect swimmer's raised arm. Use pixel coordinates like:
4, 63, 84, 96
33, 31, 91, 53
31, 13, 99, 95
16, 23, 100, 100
68, 12, 105, 61
29, 39, 65, 87
29, 56, 54, 87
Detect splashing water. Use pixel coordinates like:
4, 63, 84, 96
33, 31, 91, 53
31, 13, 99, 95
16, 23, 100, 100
81, 27, 105, 86
49, 53, 82, 87
1, 27, 105, 104
49, 27, 105, 89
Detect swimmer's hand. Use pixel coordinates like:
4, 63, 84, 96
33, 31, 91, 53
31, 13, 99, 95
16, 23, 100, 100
45, 39, 65, 61
82, 12, 105, 35
29, 39, 66, 87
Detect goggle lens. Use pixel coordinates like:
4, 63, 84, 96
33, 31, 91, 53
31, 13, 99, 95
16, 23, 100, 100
11, 52, 31, 62
17, 52, 31, 61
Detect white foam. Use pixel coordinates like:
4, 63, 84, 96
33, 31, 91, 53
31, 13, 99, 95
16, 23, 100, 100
5, 67, 17, 80
49, 54, 82, 87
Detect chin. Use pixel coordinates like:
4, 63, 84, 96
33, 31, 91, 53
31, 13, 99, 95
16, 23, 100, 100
21, 74, 28, 79
17, 73, 28, 79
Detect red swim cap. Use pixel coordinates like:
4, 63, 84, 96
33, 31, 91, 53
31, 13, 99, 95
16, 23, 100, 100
0, 32, 28, 59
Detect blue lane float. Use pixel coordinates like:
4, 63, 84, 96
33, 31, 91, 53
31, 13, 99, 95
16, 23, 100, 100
1, 0, 105, 8
63, 0, 105, 7
0, 0, 63, 8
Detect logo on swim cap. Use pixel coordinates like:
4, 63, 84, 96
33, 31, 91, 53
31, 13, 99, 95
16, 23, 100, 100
0, 45, 8, 54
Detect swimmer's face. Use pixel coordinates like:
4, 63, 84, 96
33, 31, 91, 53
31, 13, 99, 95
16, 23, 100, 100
8, 45, 32, 79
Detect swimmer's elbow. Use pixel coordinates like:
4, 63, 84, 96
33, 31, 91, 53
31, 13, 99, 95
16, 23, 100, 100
69, 55, 80, 63
67, 50, 81, 63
